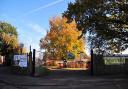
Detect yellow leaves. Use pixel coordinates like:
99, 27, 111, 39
0, 22, 25, 55
0, 32, 19, 49
42, 16, 85, 60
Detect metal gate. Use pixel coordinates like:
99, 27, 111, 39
35, 50, 44, 67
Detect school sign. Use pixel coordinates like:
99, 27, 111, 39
103, 56, 127, 65
13, 55, 28, 67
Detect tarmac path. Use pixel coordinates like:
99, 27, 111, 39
0, 67, 128, 89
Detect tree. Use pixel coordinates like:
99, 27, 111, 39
0, 21, 19, 65
63, 0, 128, 54
40, 16, 86, 60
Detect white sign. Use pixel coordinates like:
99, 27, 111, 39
14, 55, 27, 67
103, 56, 127, 65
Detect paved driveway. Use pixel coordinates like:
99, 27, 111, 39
0, 67, 128, 89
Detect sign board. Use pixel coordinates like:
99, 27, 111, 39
14, 55, 27, 67
67, 52, 75, 59
103, 56, 128, 65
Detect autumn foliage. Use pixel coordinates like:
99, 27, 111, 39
0, 22, 27, 65
40, 16, 85, 60
0, 22, 26, 55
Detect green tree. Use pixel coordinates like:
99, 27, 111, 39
0, 21, 19, 65
63, 0, 128, 54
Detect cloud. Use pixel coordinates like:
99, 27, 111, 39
17, 20, 47, 51
22, 0, 64, 16
28, 23, 47, 36
27, 23, 47, 50
20, 34, 40, 51
17, 26, 42, 51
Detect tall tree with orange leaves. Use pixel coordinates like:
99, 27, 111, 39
40, 16, 86, 60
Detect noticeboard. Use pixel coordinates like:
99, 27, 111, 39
67, 52, 75, 59
13, 55, 28, 67
103, 56, 128, 65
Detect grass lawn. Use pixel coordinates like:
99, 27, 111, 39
47, 66, 87, 70
62, 68, 87, 70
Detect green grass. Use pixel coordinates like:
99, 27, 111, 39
11, 66, 29, 75
35, 66, 50, 76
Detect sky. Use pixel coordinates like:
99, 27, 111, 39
0, 0, 75, 52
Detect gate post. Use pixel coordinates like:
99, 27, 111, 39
32, 49, 36, 76
90, 49, 93, 76
29, 50, 32, 76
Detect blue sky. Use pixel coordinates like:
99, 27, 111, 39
0, 0, 75, 51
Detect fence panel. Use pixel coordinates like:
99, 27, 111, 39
93, 54, 128, 75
